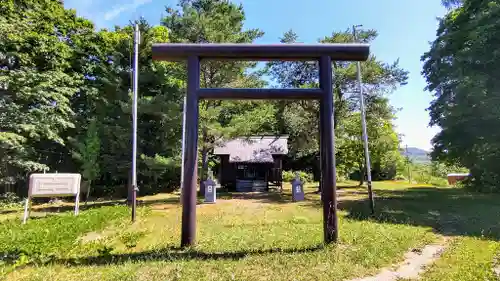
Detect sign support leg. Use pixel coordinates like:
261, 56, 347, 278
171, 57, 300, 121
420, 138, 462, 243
74, 192, 80, 216
22, 197, 30, 224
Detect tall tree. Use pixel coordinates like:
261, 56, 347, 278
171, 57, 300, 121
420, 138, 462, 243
267, 29, 407, 151
266, 29, 408, 188
0, 0, 95, 187
74, 20, 186, 196
336, 99, 402, 185
265, 30, 320, 158
422, 0, 500, 191
70, 118, 100, 203
162, 0, 271, 194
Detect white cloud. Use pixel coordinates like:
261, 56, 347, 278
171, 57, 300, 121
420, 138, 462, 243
104, 0, 152, 21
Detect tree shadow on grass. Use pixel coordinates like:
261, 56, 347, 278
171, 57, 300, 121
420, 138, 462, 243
217, 191, 294, 204
214, 188, 364, 205
44, 244, 325, 267
337, 186, 500, 240
0, 209, 18, 215
19, 197, 183, 215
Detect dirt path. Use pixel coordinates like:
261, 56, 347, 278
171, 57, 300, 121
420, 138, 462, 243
349, 237, 451, 281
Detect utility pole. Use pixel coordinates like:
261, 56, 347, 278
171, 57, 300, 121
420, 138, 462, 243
131, 24, 140, 222
353, 25, 375, 214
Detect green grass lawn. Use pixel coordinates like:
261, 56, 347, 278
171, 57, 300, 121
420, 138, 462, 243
1, 181, 499, 281
343, 181, 500, 281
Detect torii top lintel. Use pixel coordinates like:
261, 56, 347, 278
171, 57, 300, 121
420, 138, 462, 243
152, 43, 370, 61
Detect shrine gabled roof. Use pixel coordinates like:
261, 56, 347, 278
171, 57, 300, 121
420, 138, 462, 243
213, 136, 288, 163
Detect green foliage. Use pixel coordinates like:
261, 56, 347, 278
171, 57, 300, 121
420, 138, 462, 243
337, 109, 403, 183
429, 161, 469, 179
70, 118, 101, 199
266, 29, 407, 186
422, 0, 500, 192
0, 0, 411, 197
0, 0, 94, 184
0, 192, 23, 209
399, 161, 468, 186
140, 154, 180, 194
163, 0, 269, 187
282, 170, 314, 184
86, 21, 185, 195
394, 174, 407, 181
78, 119, 101, 182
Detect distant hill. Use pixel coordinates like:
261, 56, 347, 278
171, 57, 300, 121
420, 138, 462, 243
401, 147, 431, 163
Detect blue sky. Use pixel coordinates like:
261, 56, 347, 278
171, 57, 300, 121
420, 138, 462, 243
65, 0, 446, 150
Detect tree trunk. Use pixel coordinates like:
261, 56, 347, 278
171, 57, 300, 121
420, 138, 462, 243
85, 180, 92, 205
277, 100, 286, 134
200, 140, 209, 197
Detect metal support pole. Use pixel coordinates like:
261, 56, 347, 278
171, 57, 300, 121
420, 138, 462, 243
131, 24, 140, 222
353, 25, 375, 214
180, 95, 187, 202
406, 144, 412, 183
181, 56, 200, 248
319, 55, 338, 244
22, 198, 30, 224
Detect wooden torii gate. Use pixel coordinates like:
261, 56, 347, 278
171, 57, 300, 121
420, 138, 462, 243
152, 43, 370, 248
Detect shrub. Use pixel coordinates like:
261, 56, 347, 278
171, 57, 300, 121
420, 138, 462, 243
0, 192, 23, 209
394, 174, 407, 181
429, 177, 448, 187
336, 172, 347, 183
282, 170, 314, 184
119, 231, 148, 248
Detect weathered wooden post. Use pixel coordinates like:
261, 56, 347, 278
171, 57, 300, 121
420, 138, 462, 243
179, 56, 200, 247
319, 55, 337, 243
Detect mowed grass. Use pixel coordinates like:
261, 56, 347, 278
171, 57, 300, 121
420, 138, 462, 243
347, 181, 500, 281
0, 204, 130, 276
2, 181, 500, 280
418, 237, 500, 281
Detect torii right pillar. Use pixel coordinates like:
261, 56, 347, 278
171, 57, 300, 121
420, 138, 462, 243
319, 55, 337, 242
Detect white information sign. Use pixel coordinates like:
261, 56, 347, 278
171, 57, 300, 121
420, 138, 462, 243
23, 173, 82, 224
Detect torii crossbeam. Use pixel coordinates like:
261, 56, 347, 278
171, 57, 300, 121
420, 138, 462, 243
152, 43, 370, 248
